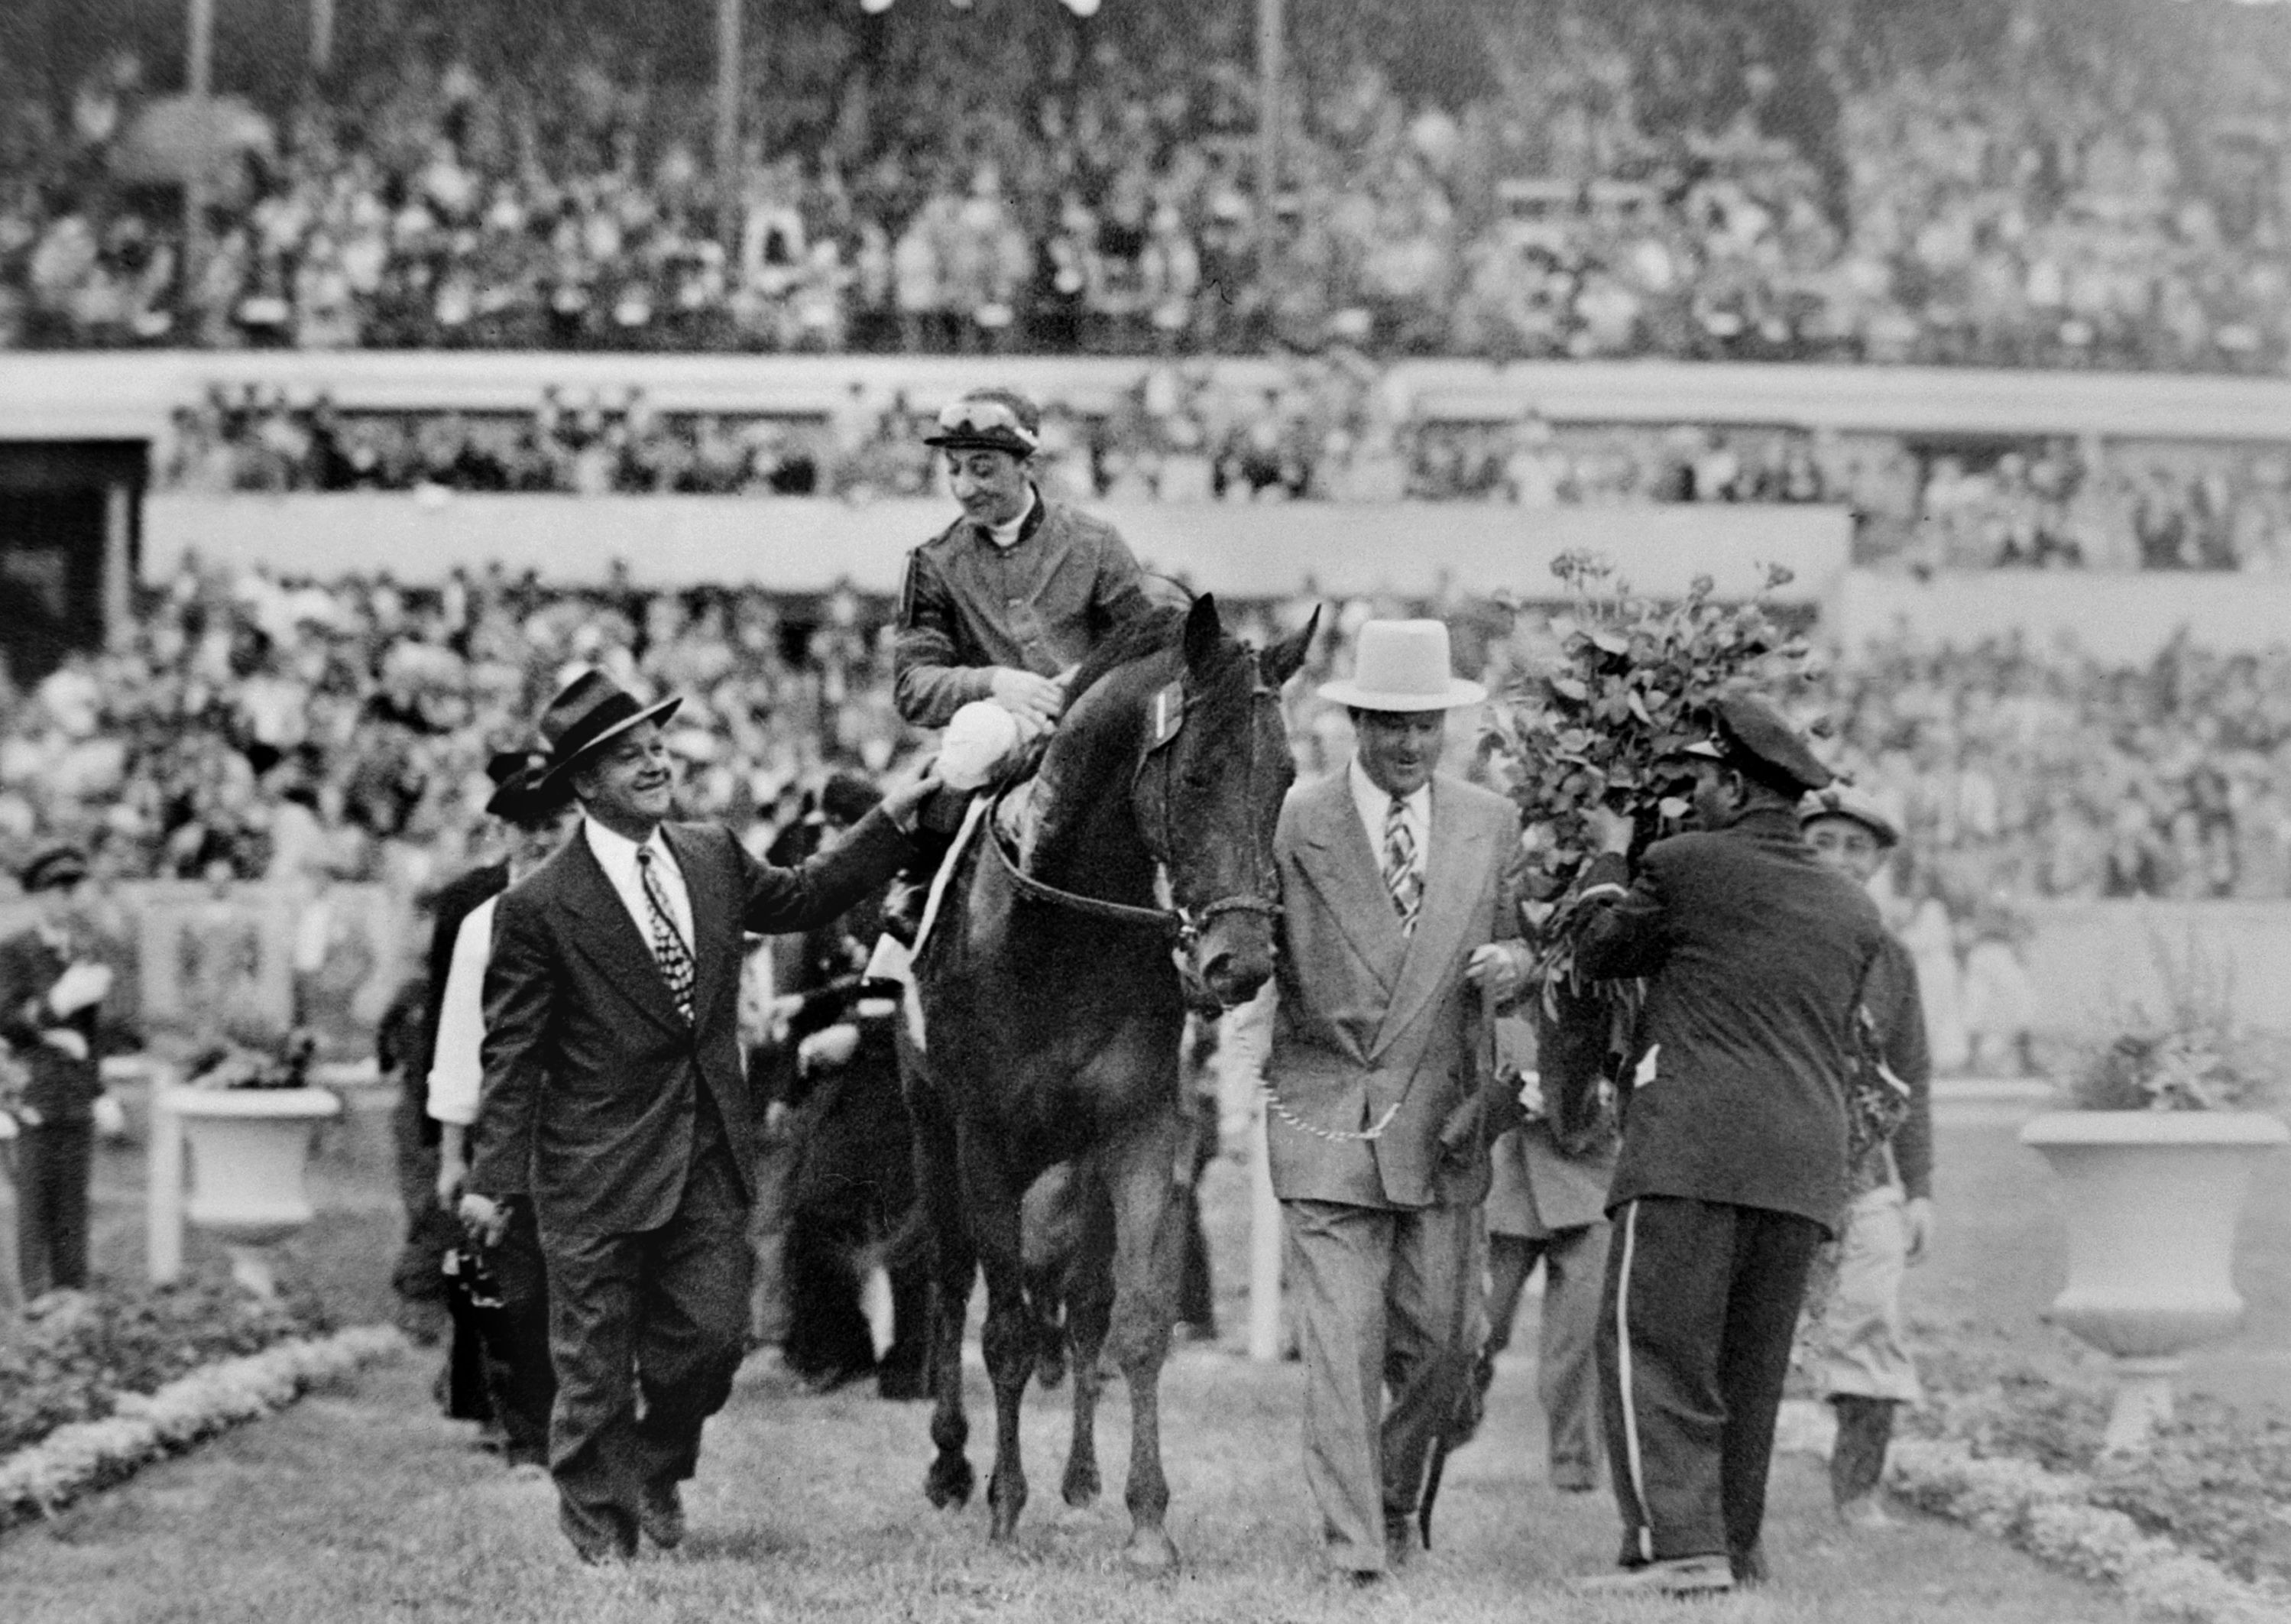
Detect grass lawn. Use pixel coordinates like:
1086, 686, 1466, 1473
2, 1329, 2152, 1624
3, 1085, 2219, 1622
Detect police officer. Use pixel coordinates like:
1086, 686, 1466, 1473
1570, 695, 1885, 1596
1800, 786, 1934, 1531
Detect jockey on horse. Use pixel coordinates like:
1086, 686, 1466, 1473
886, 386, 1158, 922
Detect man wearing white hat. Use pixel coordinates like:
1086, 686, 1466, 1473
1262, 618, 1532, 1584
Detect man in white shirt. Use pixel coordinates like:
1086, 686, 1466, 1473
427, 761, 575, 1471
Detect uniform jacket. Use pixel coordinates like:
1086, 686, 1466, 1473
892, 496, 1152, 727
1573, 803, 1886, 1230
1265, 770, 1526, 1209
0, 928, 105, 1125
471, 812, 910, 1237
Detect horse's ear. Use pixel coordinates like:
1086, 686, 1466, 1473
1261, 606, 1320, 689
1183, 593, 1223, 672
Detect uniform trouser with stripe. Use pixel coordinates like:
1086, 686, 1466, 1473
1597, 1195, 1825, 1565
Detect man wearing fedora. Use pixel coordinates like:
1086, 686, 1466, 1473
1799, 786, 1934, 1532
1262, 618, 1532, 1585
426, 754, 579, 1473
460, 672, 936, 1565
1570, 695, 1885, 1596
0, 844, 118, 1300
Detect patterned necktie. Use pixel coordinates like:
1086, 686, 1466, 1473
636, 847, 696, 1023
1382, 796, 1421, 936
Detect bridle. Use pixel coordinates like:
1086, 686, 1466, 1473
983, 654, 1285, 974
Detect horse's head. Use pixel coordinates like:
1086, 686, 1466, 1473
1136, 595, 1317, 1010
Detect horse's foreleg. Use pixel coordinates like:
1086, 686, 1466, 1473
965, 1138, 1033, 1543
1102, 1112, 1185, 1574
906, 1059, 976, 1511
1058, 1175, 1117, 1509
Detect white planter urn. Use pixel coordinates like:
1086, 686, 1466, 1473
161, 1084, 342, 1295
2018, 1109, 2288, 1452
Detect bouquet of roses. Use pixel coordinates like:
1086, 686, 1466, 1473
1480, 553, 1820, 1146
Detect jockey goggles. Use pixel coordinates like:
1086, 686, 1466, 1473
925, 397, 1040, 455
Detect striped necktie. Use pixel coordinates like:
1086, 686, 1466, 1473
1382, 796, 1421, 936
636, 847, 696, 1023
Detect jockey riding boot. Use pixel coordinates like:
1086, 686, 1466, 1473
883, 786, 976, 945
1830, 1395, 1900, 1528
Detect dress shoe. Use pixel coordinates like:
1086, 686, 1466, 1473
1837, 1493, 1899, 1531
877, 1366, 930, 1402
558, 1503, 634, 1567
1570, 1554, 1735, 1596
637, 1480, 686, 1551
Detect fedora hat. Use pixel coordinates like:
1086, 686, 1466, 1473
531, 671, 683, 799
483, 748, 572, 828
1317, 620, 1487, 713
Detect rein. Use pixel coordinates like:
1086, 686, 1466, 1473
981, 662, 1285, 962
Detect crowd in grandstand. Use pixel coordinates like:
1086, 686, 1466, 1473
160, 371, 2291, 572
5, 558, 2289, 922
8, 0, 2291, 373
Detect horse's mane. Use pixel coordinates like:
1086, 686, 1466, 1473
1058, 604, 1194, 719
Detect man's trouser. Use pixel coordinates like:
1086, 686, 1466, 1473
16, 1121, 93, 1298
1483, 1218, 1609, 1486
544, 1111, 753, 1558
1808, 1182, 1921, 1405
1598, 1195, 1824, 1567
1282, 1198, 1484, 1576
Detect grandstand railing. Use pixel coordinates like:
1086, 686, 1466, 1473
15, 352, 2291, 444
143, 491, 1851, 601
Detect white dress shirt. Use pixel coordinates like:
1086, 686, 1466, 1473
583, 815, 695, 956
425, 896, 497, 1127
1347, 756, 1430, 890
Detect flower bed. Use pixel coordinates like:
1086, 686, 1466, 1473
0, 1325, 402, 1528
0, 1272, 332, 1458
1893, 1329, 2291, 1619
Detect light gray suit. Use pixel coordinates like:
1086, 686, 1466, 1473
1265, 768, 1526, 1574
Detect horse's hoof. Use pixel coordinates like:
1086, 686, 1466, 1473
924, 1456, 974, 1509
1061, 1462, 1100, 1508
1122, 1528, 1181, 1576
1035, 1349, 1068, 1390
989, 1507, 1023, 1545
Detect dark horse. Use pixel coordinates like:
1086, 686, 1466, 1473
903, 594, 1314, 1570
